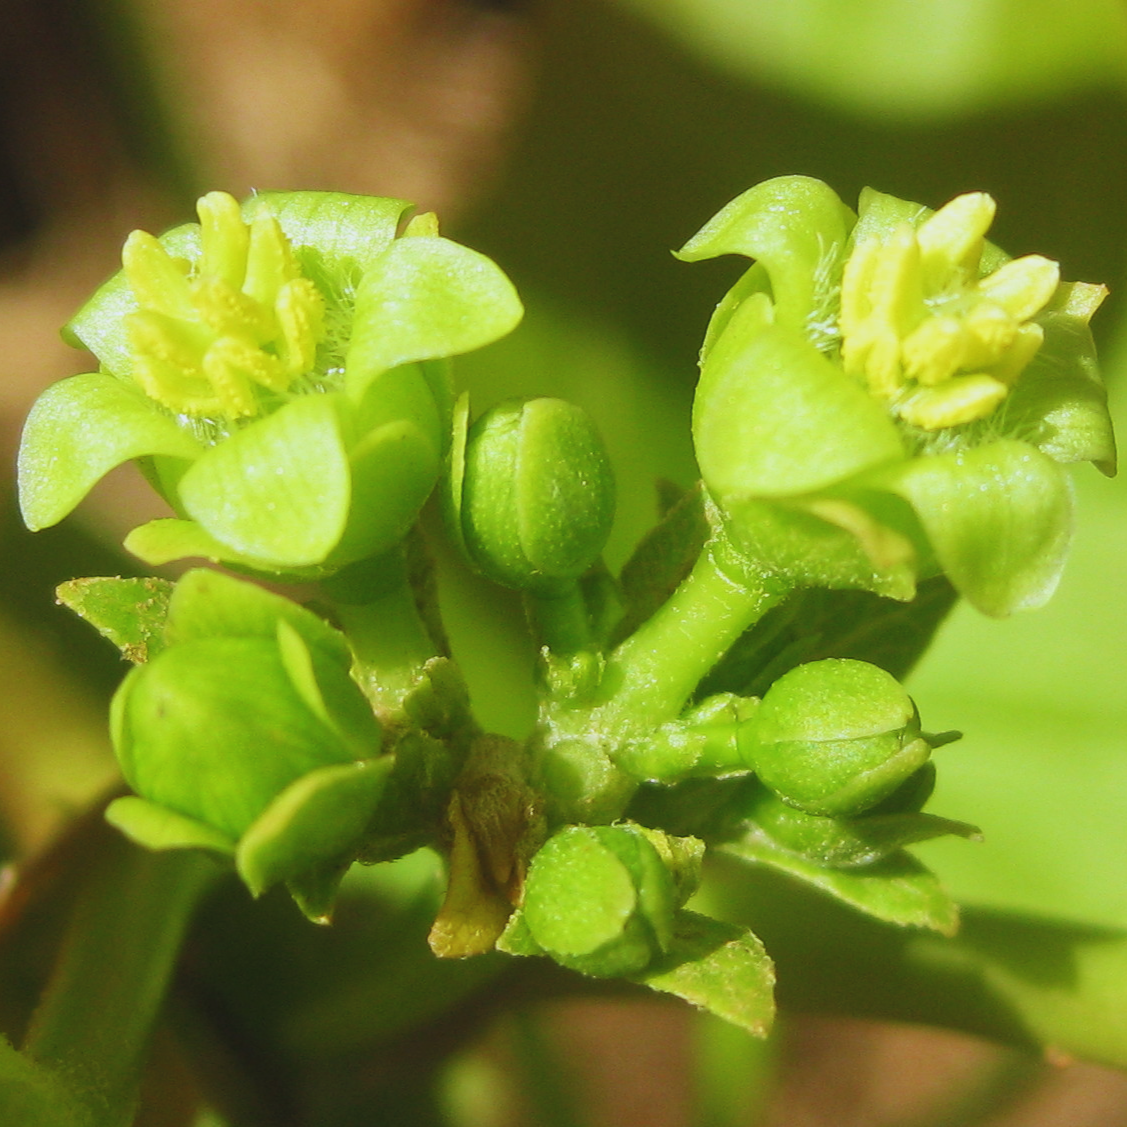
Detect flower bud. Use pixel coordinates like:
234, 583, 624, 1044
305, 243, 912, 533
109, 614, 385, 909
520, 823, 677, 977
740, 658, 931, 816
453, 397, 615, 594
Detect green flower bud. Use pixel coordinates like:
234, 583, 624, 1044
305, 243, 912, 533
451, 397, 615, 594
109, 613, 385, 907
520, 823, 677, 977
740, 658, 931, 816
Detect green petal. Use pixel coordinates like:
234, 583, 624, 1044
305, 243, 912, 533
1004, 303, 1116, 474
242, 191, 411, 275
878, 440, 1074, 616
677, 176, 855, 332
236, 758, 393, 901
17, 372, 201, 530
178, 395, 351, 568
105, 795, 236, 855
332, 418, 441, 565
112, 637, 373, 840
124, 518, 250, 568
694, 294, 905, 500
344, 236, 523, 398
165, 568, 350, 664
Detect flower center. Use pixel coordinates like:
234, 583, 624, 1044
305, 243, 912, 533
122, 192, 325, 421
838, 192, 1059, 431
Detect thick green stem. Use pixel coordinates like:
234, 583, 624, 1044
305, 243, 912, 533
596, 539, 788, 735
524, 582, 590, 655
324, 547, 439, 716
23, 833, 218, 1127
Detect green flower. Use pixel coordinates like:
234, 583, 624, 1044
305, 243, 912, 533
18, 191, 523, 576
681, 176, 1116, 615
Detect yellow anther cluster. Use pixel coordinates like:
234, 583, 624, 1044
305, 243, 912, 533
122, 192, 324, 419
839, 192, 1061, 431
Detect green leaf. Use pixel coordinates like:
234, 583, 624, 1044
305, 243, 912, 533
55, 576, 174, 664
719, 836, 960, 935
344, 236, 523, 399
177, 395, 351, 568
237, 758, 393, 907
105, 795, 236, 855
877, 440, 1074, 616
614, 482, 709, 645
164, 568, 350, 665
706, 859, 1127, 1068
618, 0, 1127, 120
633, 910, 775, 1037
677, 175, 854, 333
17, 372, 201, 530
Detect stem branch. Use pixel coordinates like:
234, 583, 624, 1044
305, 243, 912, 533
597, 539, 787, 734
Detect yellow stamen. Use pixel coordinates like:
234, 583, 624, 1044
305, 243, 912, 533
122, 194, 327, 422
976, 255, 1059, 321
837, 189, 1065, 431
197, 191, 249, 289
897, 375, 1008, 430
123, 231, 194, 320
916, 193, 995, 283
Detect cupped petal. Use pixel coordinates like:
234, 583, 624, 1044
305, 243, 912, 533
63, 223, 201, 379
693, 293, 905, 501
242, 191, 411, 275
18, 372, 202, 530
677, 176, 855, 333
177, 394, 351, 569
999, 287, 1116, 475
876, 439, 1074, 616
344, 235, 524, 400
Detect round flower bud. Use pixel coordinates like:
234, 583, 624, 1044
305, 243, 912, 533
455, 397, 615, 594
520, 823, 675, 977
740, 658, 931, 816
